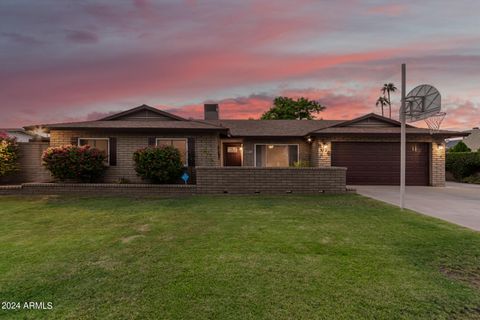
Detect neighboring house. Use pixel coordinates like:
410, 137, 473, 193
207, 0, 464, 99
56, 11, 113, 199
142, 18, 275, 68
462, 127, 480, 151
0, 128, 38, 142
25, 104, 465, 186
445, 127, 480, 151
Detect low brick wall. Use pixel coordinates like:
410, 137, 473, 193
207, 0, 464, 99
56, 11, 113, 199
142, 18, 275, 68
196, 166, 347, 194
0, 183, 196, 196
0, 142, 52, 184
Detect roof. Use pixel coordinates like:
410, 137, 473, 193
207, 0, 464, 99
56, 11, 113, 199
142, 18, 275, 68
25, 105, 227, 133
99, 104, 187, 121
313, 127, 466, 136
25, 105, 467, 138
0, 128, 35, 135
39, 120, 227, 131
203, 120, 342, 136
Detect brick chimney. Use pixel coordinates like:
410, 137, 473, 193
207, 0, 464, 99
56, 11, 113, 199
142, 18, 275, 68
204, 104, 219, 120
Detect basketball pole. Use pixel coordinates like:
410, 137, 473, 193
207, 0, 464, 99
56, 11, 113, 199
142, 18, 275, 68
400, 63, 406, 210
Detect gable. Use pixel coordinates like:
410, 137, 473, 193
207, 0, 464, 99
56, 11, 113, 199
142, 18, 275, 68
344, 117, 398, 128
100, 104, 186, 121
333, 113, 403, 128
111, 109, 175, 121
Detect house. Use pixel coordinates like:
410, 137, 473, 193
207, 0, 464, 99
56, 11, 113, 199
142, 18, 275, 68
25, 104, 466, 186
445, 127, 480, 151
0, 128, 46, 142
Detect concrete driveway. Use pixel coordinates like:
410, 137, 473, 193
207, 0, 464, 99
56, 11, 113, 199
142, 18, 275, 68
354, 182, 480, 231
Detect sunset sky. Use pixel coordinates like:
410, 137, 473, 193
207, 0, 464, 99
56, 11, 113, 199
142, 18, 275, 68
1, 0, 480, 130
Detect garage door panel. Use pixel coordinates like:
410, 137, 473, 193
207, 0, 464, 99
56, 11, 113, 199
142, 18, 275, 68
331, 142, 429, 185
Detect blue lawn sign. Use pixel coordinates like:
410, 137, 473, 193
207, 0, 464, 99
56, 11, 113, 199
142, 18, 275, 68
181, 172, 190, 184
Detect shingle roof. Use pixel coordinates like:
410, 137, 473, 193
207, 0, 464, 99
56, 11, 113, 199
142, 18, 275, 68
313, 126, 467, 136
35, 120, 227, 131
202, 120, 342, 136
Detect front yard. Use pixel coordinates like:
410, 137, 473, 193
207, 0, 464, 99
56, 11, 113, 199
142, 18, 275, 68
1, 194, 480, 319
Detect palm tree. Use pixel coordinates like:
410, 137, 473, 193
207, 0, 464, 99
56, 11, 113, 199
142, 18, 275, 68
376, 96, 389, 117
381, 83, 397, 118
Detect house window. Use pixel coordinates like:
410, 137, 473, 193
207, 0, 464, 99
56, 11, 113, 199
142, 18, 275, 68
78, 138, 110, 164
156, 138, 188, 166
255, 144, 299, 167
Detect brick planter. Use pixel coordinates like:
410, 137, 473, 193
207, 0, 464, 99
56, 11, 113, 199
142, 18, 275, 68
0, 183, 196, 196
196, 166, 347, 194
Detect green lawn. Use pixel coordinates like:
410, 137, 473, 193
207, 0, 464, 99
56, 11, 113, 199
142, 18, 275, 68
1, 195, 480, 319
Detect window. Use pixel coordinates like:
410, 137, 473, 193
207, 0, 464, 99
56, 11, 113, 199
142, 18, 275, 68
156, 138, 188, 166
78, 138, 110, 164
255, 144, 298, 167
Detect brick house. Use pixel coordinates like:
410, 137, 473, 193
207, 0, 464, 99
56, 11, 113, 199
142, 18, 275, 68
26, 104, 465, 187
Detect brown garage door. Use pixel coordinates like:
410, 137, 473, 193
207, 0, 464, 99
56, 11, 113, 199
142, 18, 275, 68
331, 142, 430, 185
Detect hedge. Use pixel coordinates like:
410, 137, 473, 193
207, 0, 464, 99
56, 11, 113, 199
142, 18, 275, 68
445, 152, 480, 180
133, 146, 183, 184
42, 145, 108, 182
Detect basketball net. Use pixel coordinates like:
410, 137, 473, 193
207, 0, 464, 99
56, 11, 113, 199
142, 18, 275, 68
424, 112, 446, 134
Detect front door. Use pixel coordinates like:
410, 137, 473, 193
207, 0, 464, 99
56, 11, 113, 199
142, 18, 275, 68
223, 143, 242, 166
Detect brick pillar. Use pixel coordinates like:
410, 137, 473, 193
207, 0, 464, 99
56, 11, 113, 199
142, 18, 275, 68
431, 141, 445, 187
315, 141, 331, 167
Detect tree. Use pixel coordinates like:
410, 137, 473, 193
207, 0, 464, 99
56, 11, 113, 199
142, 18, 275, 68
381, 83, 397, 118
260, 97, 325, 120
375, 96, 389, 117
449, 141, 471, 153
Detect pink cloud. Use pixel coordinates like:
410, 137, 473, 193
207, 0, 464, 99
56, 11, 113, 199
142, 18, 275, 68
368, 4, 408, 16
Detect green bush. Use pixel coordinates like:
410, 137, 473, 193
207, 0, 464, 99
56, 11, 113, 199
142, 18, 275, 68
445, 152, 480, 180
448, 141, 471, 152
462, 174, 480, 184
42, 145, 107, 182
133, 146, 183, 184
292, 160, 310, 167
0, 134, 19, 177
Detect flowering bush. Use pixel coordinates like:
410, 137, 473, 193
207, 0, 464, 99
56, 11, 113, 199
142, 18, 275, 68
133, 146, 183, 183
0, 133, 19, 177
42, 145, 107, 182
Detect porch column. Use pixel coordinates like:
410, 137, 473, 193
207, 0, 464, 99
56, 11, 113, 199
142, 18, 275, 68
313, 140, 331, 167
431, 141, 445, 187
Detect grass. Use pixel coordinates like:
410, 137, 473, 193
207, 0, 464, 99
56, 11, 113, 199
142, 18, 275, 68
0, 194, 480, 319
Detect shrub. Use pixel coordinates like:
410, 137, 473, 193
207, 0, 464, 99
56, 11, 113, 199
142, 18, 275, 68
292, 160, 310, 167
0, 134, 19, 177
449, 141, 471, 153
462, 174, 480, 184
42, 145, 107, 182
445, 151, 480, 180
133, 146, 183, 184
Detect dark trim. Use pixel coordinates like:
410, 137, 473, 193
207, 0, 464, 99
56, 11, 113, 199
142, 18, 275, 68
187, 137, 195, 167
43, 127, 228, 133
148, 137, 156, 146
109, 137, 117, 166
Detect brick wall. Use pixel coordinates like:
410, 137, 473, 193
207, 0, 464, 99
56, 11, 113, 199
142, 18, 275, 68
50, 130, 220, 183
0, 142, 51, 184
0, 183, 196, 196
196, 166, 347, 194
431, 141, 445, 187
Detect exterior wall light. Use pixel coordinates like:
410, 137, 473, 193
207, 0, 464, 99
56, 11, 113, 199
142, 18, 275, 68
319, 141, 329, 153
437, 143, 444, 150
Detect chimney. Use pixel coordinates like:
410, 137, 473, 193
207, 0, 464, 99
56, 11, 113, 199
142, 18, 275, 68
204, 104, 219, 120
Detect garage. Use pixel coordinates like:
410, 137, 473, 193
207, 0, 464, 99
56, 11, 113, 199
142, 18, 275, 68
331, 142, 430, 185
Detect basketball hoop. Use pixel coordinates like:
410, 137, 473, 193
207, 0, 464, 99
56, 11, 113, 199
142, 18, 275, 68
424, 111, 446, 134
